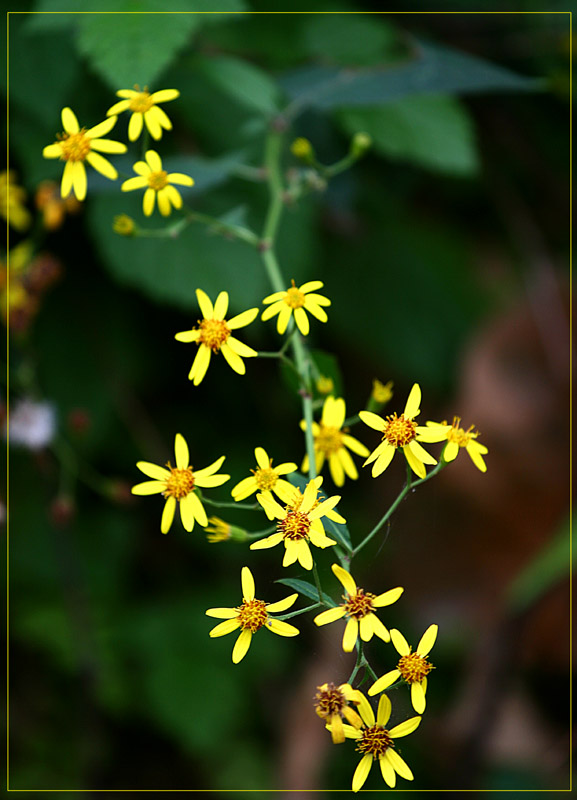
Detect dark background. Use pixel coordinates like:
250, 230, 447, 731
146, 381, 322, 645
4, 2, 572, 795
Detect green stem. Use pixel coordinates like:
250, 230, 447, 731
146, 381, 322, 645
201, 497, 259, 511
182, 208, 260, 247
311, 558, 325, 604
347, 641, 364, 684
276, 602, 322, 621
352, 460, 446, 558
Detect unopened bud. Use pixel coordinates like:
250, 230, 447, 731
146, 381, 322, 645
350, 132, 372, 159
113, 214, 136, 237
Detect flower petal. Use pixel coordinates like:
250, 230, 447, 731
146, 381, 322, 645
196, 288, 214, 319
388, 716, 422, 738
342, 617, 358, 652
136, 461, 170, 480
145, 149, 162, 172
157, 188, 171, 216
226, 336, 257, 358
72, 162, 87, 201
390, 628, 411, 656
193, 456, 226, 478
379, 753, 396, 788
377, 692, 392, 726
294, 307, 310, 335
205, 607, 238, 619
209, 619, 240, 637
232, 629, 252, 663
352, 754, 373, 793
221, 342, 246, 375
122, 176, 148, 192
131, 480, 165, 495
61, 107, 79, 134
173, 433, 189, 469
150, 88, 180, 103
241, 566, 255, 601
408, 439, 437, 465
314, 606, 346, 626
213, 291, 229, 320
411, 680, 426, 714
265, 593, 298, 613
417, 623, 438, 656
266, 618, 299, 636
373, 587, 404, 608
187, 492, 208, 526
368, 669, 401, 696
332, 563, 357, 596
179, 494, 196, 532
371, 444, 396, 477
249, 532, 284, 550
386, 748, 414, 781
106, 99, 131, 116
86, 151, 117, 180
43, 143, 61, 159
189, 344, 211, 385
228, 307, 259, 330
143, 187, 156, 216
403, 444, 426, 479
404, 383, 421, 419
86, 116, 117, 139
358, 410, 386, 431
161, 496, 176, 533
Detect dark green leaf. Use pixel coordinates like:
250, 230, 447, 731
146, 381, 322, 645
302, 14, 400, 67
337, 95, 479, 176
194, 54, 282, 117
276, 577, 337, 606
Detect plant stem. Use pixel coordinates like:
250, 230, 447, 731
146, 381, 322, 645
312, 558, 325, 604
276, 602, 322, 621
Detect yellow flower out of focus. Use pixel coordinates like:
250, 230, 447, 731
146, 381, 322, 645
301, 396, 369, 487
35, 180, 82, 231
291, 137, 314, 160
369, 624, 437, 714
251, 476, 343, 571
231, 446, 298, 505
261, 279, 331, 336
1, 170, 31, 231
121, 150, 194, 216
316, 375, 334, 395
113, 214, 136, 236
131, 433, 229, 534
175, 289, 259, 385
314, 564, 403, 652
206, 566, 299, 663
314, 682, 368, 744
371, 379, 393, 405
107, 86, 180, 141
420, 417, 488, 472
43, 107, 127, 200
327, 692, 421, 791
359, 383, 437, 479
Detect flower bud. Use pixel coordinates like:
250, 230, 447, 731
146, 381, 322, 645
113, 214, 136, 236
350, 132, 372, 159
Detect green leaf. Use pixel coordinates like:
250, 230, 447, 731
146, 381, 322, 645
302, 14, 400, 67
194, 54, 282, 117
288, 472, 352, 551
310, 348, 343, 398
337, 95, 479, 176
280, 38, 542, 115
276, 578, 336, 606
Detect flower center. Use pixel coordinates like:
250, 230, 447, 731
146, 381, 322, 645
198, 318, 231, 351
254, 466, 278, 491
164, 466, 195, 500
383, 413, 417, 448
58, 131, 91, 162
315, 425, 343, 455
344, 589, 376, 619
148, 170, 169, 191
398, 652, 434, 684
284, 281, 306, 309
237, 598, 268, 632
279, 509, 311, 540
128, 91, 154, 113
314, 683, 345, 719
356, 724, 394, 759
446, 416, 478, 448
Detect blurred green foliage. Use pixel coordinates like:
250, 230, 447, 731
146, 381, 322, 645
4, 2, 570, 793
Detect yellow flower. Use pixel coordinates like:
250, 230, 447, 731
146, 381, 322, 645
42, 107, 127, 200
231, 446, 298, 505
369, 625, 437, 714
131, 433, 229, 534
121, 150, 194, 216
175, 289, 259, 385
371, 379, 393, 405
262, 279, 331, 336
112, 214, 135, 236
359, 383, 437, 480
328, 692, 421, 791
314, 564, 403, 652
301, 396, 369, 487
205, 517, 249, 543
1, 170, 31, 231
316, 374, 334, 395
35, 180, 82, 231
291, 137, 314, 160
420, 416, 488, 472
107, 86, 180, 141
250, 476, 343, 571
314, 682, 368, 744
206, 566, 299, 663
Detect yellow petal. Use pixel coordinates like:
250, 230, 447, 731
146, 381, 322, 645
136, 461, 170, 480
342, 617, 358, 652
179, 494, 196, 532
332, 563, 357, 596
376, 692, 392, 726
368, 669, 401, 696
61, 107, 79, 134
86, 116, 117, 139
390, 628, 410, 656
72, 162, 87, 202
157, 188, 171, 216
265, 593, 298, 613
221, 342, 246, 375
388, 716, 422, 738
213, 291, 229, 320
144, 149, 162, 172
174, 433, 189, 469
352, 754, 373, 793
404, 383, 421, 419
189, 344, 211, 385
358, 410, 386, 431
209, 618, 240, 637
379, 754, 396, 788
417, 623, 438, 656
150, 88, 180, 103
196, 288, 214, 319
294, 307, 310, 335
205, 607, 238, 619
411, 681, 426, 714
160, 496, 176, 533
373, 587, 404, 608
86, 151, 117, 180
143, 188, 156, 216
313, 606, 346, 626
403, 444, 426, 479
227, 307, 259, 330
232, 629, 252, 663
265, 618, 299, 636
241, 566, 255, 601
131, 480, 165, 496
385, 748, 414, 781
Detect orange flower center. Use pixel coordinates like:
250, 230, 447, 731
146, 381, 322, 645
164, 466, 195, 500
383, 413, 417, 448
446, 416, 478, 448
129, 91, 154, 113
254, 466, 278, 491
356, 725, 394, 758
279, 509, 311, 540
284, 281, 306, 309
315, 425, 343, 456
197, 318, 230, 351
147, 170, 168, 191
314, 683, 346, 719
237, 598, 268, 632
58, 130, 91, 162
398, 652, 434, 684
344, 589, 376, 619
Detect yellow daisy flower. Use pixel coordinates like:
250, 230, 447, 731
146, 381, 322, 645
42, 107, 127, 201
369, 625, 437, 715
1, 170, 31, 231
175, 289, 259, 385
314, 682, 369, 744
231, 446, 298, 505
420, 416, 488, 472
314, 564, 403, 652
206, 566, 299, 663
327, 692, 421, 791
261, 279, 331, 336
121, 149, 194, 216
250, 476, 343, 571
359, 383, 437, 480
107, 85, 180, 141
131, 433, 229, 534
301, 396, 369, 487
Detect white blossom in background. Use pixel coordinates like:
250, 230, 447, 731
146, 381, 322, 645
6, 398, 57, 450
